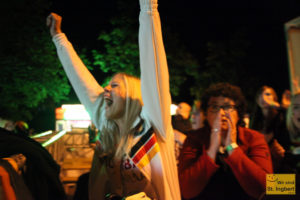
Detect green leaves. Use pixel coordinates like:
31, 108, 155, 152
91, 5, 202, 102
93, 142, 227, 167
0, 0, 71, 120
192, 30, 251, 99
91, 17, 200, 100
92, 24, 140, 78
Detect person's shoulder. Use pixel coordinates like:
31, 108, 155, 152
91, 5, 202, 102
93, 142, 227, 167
239, 126, 265, 143
0, 127, 13, 134
186, 128, 204, 137
185, 127, 209, 144
172, 114, 183, 121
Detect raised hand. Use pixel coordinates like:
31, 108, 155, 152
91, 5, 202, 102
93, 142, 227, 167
46, 12, 62, 37
207, 112, 221, 161
269, 139, 285, 160
261, 92, 280, 108
224, 112, 237, 147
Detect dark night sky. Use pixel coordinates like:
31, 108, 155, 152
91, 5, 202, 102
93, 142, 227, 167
49, 0, 300, 101
5, 0, 294, 131
1, 0, 298, 130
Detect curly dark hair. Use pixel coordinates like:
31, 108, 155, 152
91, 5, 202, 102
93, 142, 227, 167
201, 82, 247, 126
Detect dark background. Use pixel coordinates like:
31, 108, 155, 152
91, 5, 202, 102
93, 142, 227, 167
1, 0, 300, 131
48, 0, 300, 130
49, 0, 299, 95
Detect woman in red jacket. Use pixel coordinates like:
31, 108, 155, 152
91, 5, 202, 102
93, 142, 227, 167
178, 83, 273, 200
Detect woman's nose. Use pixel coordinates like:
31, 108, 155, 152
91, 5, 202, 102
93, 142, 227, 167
104, 85, 111, 92
219, 108, 226, 115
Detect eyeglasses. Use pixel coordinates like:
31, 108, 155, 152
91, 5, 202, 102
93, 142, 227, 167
208, 104, 236, 113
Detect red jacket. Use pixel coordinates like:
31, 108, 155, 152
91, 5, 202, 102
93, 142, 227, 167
178, 126, 273, 199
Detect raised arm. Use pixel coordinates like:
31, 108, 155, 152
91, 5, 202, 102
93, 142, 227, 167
47, 13, 104, 127
139, 0, 172, 140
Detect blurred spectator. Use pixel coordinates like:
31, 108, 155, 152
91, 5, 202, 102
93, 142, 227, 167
88, 123, 98, 144
88, 123, 99, 150
73, 172, 89, 200
173, 129, 187, 164
243, 113, 250, 128
172, 102, 192, 134
284, 92, 300, 173
178, 83, 272, 200
0, 153, 33, 200
172, 102, 192, 163
250, 86, 291, 172
4, 120, 15, 132
268, 83, 300, 199
14, 121, 30, 137
0, 127, 66, 200
3, 120, 31, 137
191, 100, 204, 130
287, 92, 300, 145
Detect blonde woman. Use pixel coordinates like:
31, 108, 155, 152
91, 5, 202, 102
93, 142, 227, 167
287, 93, 300, 147
47, 0, 180, 199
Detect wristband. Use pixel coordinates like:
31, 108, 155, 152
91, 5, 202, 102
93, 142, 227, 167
225, 143, 238, 153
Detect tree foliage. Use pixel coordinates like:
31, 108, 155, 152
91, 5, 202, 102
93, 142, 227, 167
0, 0, 71, 120
92, 17, 140, 86
191, 30, 251, 99
91, 11, 200, 99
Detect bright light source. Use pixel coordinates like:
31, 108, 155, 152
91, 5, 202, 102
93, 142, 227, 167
60, 104, 91, 120
42, 130, 67, 147
30, 130, 52, 138
171, 104, 178, 115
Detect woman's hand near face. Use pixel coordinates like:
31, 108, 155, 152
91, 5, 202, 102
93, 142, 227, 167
224, 112, 237, 147
270, 139, 285, 159
207, 112, 221, 161
261, 92, 280, 108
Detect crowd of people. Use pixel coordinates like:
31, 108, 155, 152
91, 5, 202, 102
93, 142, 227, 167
173, 84, 300, 199
1, 0, 300, 199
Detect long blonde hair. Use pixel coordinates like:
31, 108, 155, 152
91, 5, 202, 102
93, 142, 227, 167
99, 73, 143, 159
286, 93, 300, 141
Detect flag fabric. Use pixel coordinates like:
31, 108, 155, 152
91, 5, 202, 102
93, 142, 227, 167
129, 128, 160, 171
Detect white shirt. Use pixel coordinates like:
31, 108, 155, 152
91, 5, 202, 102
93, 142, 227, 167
52, 0, 181, 199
